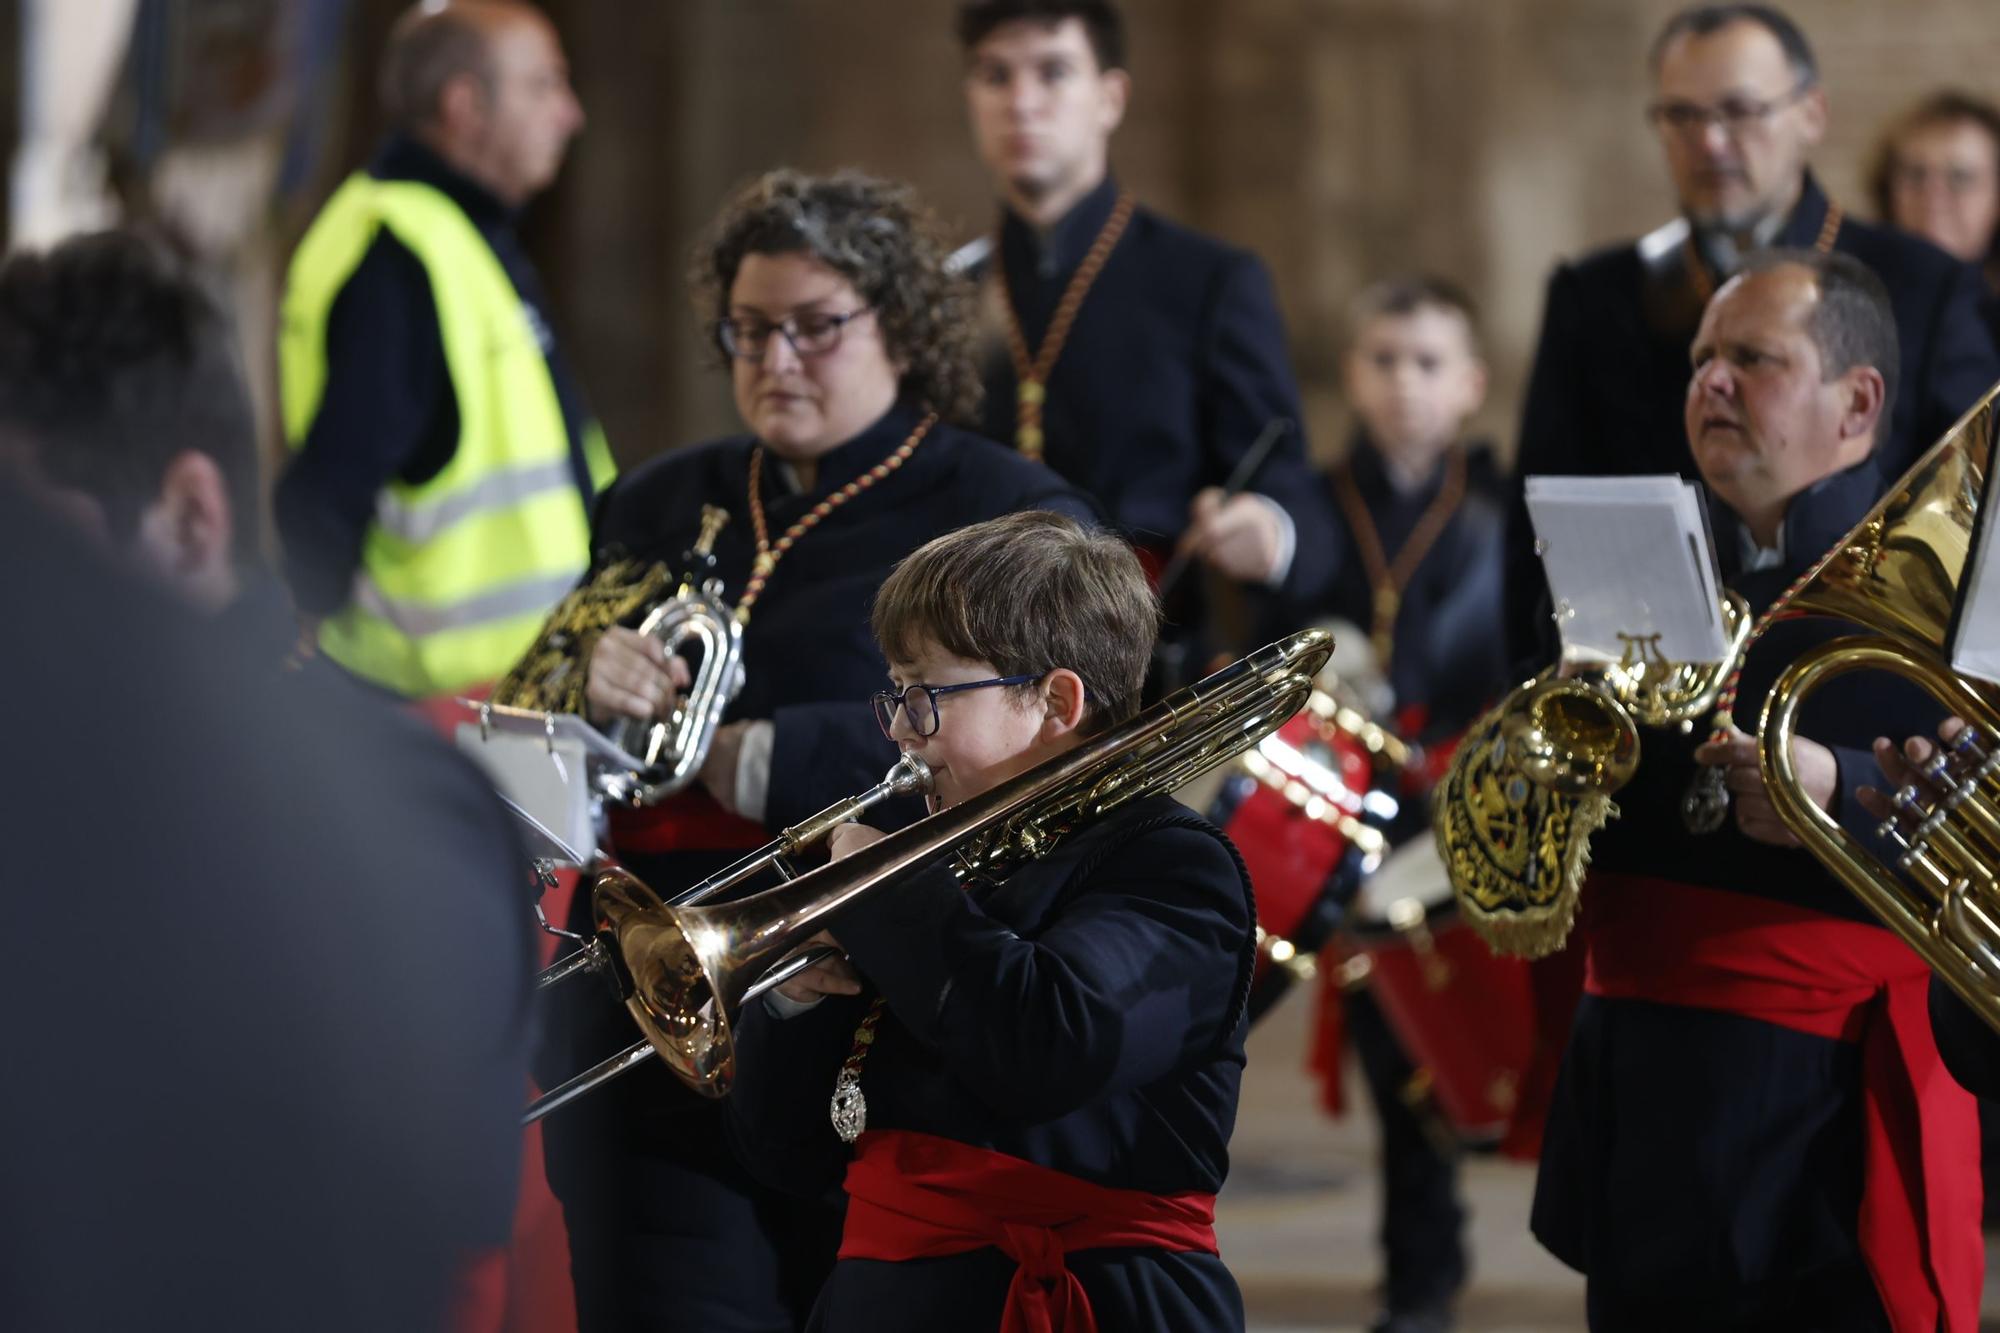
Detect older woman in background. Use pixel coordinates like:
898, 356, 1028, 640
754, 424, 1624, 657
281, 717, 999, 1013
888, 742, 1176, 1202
1870, 90, 2000, 331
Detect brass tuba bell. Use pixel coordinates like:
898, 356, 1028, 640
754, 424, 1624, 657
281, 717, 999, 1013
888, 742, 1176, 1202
1433, 593, 1753, 956
1756, 381, 2000, 1033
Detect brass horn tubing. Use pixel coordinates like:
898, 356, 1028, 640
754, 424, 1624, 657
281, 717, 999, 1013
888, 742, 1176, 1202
1939, 876, 2000, 984
618, 630, 1332, 1092
1760, 637, 2000, 1035
522, 1039, 658, 1125
662, 753, 933, 910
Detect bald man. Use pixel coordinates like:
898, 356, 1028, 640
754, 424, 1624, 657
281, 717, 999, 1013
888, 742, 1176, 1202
1531, 250, 1979, 1332
275, 0, 615, 699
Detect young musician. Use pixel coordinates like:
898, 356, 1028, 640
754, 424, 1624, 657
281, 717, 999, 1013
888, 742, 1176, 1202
1258, 277, 1510, 1333
952, 0, 1337, 684
531, 170, 1091, 1333
727, 510, 1258, 1332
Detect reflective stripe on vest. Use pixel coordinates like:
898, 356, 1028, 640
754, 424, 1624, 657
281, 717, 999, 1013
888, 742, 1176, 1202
280, 173, 613, 697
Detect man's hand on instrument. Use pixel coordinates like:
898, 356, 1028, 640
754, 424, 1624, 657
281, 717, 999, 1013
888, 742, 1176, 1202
1691, 726, 1837, 847
584, 627, 689, 725
1856, 716, 1970, 823
827, 822, 887, 861
772, 929, 861, 1004
1183, 488, 1285, 584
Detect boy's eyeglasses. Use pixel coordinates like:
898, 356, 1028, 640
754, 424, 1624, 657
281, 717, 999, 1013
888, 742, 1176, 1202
871, 674, 1046, 739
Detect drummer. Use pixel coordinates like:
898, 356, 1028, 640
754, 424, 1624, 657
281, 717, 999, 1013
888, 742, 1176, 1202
1258, 276, 1511, 1333
527, 169, 1092, 1333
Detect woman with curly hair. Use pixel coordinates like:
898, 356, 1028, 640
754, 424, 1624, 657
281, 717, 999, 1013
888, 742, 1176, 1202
1869, 91, 2000, 333
534, 168, 1092, 1333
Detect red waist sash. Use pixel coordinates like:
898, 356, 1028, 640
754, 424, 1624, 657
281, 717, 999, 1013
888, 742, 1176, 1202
838, 1129, 1217, 1333
606, 788, 766, 854
1583, 873, 1980, 1333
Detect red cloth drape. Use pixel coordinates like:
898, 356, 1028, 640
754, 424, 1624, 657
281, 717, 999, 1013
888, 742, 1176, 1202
1583, 873, 1981, 1333
839, 1130, 1218, 1333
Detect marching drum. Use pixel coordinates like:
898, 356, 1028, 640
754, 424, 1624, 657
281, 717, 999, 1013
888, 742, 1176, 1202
1341, 835, 1535, 1144
1209, 689, 1399, 1017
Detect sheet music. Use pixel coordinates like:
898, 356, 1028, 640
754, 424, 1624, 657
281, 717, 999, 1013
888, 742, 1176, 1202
1526, 474, 1730, 665
1952, 456, 2000, 684
450, 703, 629, 864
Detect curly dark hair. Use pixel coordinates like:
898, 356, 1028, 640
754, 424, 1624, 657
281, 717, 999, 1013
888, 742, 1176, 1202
1865, 90, 2000, 271
689, 169, 983, 425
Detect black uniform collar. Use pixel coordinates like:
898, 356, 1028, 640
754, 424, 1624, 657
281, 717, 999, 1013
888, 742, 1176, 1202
1345, 432, 1456, 503
1774, 170, 1834, 251
369, 134, 514, 229
1708, 450, 1884, 584
1000, 174, 1122, 281
760, 400, 930, 500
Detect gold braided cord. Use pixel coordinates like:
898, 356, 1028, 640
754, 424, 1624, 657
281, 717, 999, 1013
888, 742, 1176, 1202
997, 192, 1136, 461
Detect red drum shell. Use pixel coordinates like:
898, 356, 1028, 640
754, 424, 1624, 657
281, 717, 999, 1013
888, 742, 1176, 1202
1347, 840, 1535, 1143
1220, 712, 1373, 946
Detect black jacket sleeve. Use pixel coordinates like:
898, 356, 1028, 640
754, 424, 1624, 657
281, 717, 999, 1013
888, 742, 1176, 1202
1507, 263, 1593, 674
1910, 259, 2000, 458
274, 231, 457, 614
1930, 977, 2000, 1102
1197, 253, 1338, 606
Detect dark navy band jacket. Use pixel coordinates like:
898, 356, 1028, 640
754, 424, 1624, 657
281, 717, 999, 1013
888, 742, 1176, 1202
1260, 435, 1513, 751
1505, 171, 2000, 671
968, 176, 1338, 639
1530, 457, 1943, 1324
726, 794, 1257, 1333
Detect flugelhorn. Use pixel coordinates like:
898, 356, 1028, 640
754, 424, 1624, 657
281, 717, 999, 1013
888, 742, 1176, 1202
545, 629, 1330, 1110
491, 505, 745, 807
525, 751, 933, 1123
1757, 382, 2000, 1034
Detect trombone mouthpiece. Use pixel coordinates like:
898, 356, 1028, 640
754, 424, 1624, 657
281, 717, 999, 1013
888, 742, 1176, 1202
887, 753, 933, 797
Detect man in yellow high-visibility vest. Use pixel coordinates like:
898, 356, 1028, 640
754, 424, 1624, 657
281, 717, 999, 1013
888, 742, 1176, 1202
276, 0, 613, 698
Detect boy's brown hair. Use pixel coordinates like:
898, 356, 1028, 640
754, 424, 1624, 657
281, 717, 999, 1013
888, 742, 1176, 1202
872, 511, 1157, 734
1345, 274, 1484, 356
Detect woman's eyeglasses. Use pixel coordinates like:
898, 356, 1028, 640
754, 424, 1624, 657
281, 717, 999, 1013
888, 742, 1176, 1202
714, 308, 873, 361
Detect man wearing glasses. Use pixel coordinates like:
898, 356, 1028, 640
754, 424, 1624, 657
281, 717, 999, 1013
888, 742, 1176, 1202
1502, 2, 1999, 672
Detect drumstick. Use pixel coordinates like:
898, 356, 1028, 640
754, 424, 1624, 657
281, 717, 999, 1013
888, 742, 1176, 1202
1156, 416, 1294, 601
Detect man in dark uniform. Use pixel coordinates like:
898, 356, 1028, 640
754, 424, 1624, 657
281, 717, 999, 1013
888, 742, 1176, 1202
275, 0, 614, 698
0, 239, 534, 1333
1530, 250, 1979, 1332
950, 0, 1336, 685
526, 170, 1093, 1333
1256, 278, 1512, 1333
1506, 2, 2000, 670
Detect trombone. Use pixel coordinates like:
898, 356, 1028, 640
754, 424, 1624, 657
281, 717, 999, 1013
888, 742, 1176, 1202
525, 753, 933, 1123
527, 629, 1331, 1119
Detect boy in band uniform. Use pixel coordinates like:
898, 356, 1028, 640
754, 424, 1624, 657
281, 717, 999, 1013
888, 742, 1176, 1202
726, 510, 1257, 1333
1258, 278, 1511, 1333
